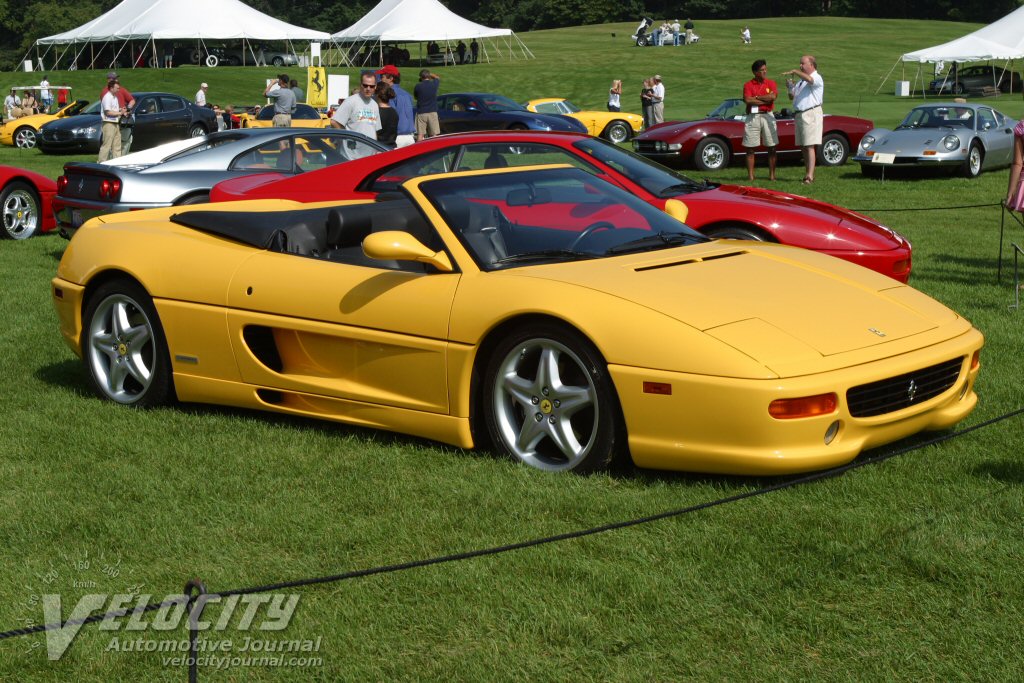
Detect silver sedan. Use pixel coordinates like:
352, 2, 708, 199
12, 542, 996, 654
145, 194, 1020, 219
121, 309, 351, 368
54, 128, 387, 238
853, 103, 1017, 178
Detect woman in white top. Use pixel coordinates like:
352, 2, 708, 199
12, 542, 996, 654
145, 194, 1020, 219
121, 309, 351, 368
607, 79, 622, 112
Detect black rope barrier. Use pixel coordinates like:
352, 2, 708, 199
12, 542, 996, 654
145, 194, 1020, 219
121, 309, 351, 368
849, 201, 1001, 212
1, 405, 1022, 680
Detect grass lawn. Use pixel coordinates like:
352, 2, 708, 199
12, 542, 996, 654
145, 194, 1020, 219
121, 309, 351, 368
1, 16, 1024, 682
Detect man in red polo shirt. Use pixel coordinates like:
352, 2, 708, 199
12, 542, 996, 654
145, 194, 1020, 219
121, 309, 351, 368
101, 71, 136, 156
742, 59, 778, 181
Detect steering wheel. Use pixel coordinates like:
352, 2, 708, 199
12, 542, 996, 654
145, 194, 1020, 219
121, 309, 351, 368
568, 221, 616, 251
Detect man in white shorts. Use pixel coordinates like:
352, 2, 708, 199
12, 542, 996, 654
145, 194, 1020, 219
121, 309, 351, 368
742, 59, 778, 181
784, 55, 824, 184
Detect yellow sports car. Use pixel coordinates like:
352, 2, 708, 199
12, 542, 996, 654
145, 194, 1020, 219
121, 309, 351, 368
239, 103, 331, 129
0, 99, 95, 149
52, 165, 982, 475
524, 98, 644, 143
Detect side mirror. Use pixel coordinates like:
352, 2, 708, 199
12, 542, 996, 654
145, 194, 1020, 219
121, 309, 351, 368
663, 198, 689, 223
362, 231, 453, 272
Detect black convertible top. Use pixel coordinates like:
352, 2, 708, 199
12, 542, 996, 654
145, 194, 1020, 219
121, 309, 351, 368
171, 207, 333, 253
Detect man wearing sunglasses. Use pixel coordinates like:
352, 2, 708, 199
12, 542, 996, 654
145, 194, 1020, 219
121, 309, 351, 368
330, 72, 382, 140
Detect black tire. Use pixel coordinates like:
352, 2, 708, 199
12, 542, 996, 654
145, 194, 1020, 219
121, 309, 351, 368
693, 137, 730, 171
13, 126, 37, 149
953, 82, 965, 95
703, 224, 768, 241
508, 123, 528, 131
272, 56, 284, 67
191, 50, 202, 64
962, 141, 983, 178
602, 120, 632, 144
636, 36, 649, 47
482, 322, 623, 473
0, 180, 41, 239
188, 124, 206, 138
81, 279, 175, 407
176, 193, 210, 206
817, 133, 849, 166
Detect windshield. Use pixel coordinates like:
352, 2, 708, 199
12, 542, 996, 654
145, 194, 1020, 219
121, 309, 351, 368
898, 106, 975, 130
560, 100, 581, 113
574, 137, 711, 198
708, 99, 745, 120
481, 94, 525, 112
419, 167, 707, 271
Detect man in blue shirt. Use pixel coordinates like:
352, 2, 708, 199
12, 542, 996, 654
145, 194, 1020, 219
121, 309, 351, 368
414, 69, 441, 140
376, 65, 415, 148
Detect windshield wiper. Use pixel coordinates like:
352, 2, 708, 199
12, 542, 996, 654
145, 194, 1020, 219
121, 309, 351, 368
493, 249, 596, 265
605, 231, 700, 255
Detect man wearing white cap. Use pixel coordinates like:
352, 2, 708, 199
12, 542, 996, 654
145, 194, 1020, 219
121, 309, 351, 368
195, 83, 208, 107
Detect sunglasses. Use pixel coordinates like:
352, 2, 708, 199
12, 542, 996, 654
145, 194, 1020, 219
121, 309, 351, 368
361, 83, 376, 89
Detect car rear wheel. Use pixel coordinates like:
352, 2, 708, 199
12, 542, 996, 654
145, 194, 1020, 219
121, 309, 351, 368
818, 133, 849, 166
602, 120, 632, 144
14, 126, 37, 149
82, 280, 174, 407
272, 56, 284, 66
953, 82, 965, 95
703, 224, 769, 241
483, 323, 623, 473
962, 142, 983, 178
694, 137, 730, 172
188, 124, 206, 138
1, 181, 41, 240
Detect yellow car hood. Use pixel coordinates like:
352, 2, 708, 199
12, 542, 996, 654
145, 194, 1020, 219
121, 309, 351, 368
516, 242, 961, 366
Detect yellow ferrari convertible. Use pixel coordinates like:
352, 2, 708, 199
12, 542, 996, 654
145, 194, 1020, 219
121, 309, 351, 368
524, 98, 644, 143
52, 165, 982, 475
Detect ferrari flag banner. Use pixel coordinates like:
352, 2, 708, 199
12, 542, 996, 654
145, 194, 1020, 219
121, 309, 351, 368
307, 67, 327, 108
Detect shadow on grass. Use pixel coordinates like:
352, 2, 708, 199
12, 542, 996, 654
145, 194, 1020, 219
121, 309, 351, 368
34, 359, 91, 396
970, 459, 1024, 485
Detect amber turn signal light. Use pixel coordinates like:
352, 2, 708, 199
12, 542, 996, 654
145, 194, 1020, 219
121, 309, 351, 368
769, 393, 838, 419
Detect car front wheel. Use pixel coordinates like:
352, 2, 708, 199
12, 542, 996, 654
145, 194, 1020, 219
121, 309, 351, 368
603, 120, 632, 144
818, 133, 849, 166
694, 137, 730, 171
962, 142, 983, 178
82, 280, 174, 406
483, 323, 623, 473
1, 181, 40, 239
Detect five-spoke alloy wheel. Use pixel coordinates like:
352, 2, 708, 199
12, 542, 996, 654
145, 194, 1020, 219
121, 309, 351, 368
483, 324, 621, 473
83, 281, 174, 406
1, 181, 40, 240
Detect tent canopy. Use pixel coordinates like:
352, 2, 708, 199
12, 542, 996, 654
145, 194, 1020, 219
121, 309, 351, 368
901, 5, 1024, 63
37, 0, 330, 45
332, 0, 511, 42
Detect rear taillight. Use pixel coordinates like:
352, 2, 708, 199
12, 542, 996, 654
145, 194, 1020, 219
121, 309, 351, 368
56, 175, 68, 193
98, 178, 122, 201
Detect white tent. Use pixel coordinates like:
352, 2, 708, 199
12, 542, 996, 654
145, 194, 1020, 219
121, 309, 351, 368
878, 6, 1024, 95
33, 0, 329, 69
331, 0, 532, 66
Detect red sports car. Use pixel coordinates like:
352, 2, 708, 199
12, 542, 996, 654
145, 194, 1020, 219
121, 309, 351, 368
0, 165, 57, 239
211, 131, 911, 282
632, 98, 874, 172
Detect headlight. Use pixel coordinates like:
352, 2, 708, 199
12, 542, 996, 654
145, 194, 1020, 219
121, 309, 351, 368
861, 135, 875, 149
72, 126, 98, 136
941, 135, 960, 151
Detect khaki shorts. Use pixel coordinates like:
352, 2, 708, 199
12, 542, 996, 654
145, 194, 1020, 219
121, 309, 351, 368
742, 112, 778, 148
272, 113, 292, 127
795, 107, 823, 146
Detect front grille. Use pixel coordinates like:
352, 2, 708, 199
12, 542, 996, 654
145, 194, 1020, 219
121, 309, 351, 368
42, 130, 73, 142
633, 141, 660, 153
847, 357, 963, 418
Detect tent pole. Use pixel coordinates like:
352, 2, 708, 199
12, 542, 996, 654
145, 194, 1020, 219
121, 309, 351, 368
875, 58, 901, 95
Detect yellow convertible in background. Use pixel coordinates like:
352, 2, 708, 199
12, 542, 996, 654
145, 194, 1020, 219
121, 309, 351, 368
524, 98, 644, 143
239, 103, 331, 129
0, 99, 94, 149
53, 165, 982, 475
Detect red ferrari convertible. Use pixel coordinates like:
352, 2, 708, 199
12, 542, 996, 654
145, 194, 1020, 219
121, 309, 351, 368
632, 98, 874, 172
1, 165, 57, 239
211, 131, 911, 282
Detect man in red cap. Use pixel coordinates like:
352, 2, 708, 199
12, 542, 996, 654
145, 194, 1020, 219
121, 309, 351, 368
376, 65, 415, 147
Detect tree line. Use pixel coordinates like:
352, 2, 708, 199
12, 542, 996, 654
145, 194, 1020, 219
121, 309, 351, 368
1, 0, 1018, 67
